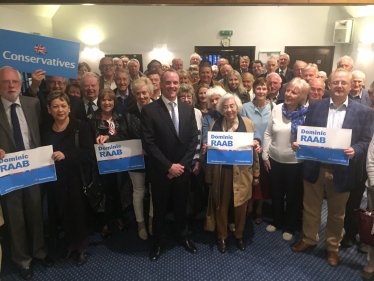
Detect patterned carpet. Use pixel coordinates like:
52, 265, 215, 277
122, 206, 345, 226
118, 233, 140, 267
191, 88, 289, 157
0, 199, 368, 281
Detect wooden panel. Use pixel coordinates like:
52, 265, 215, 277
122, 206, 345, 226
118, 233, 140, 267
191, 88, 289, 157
1, 0, 373, 4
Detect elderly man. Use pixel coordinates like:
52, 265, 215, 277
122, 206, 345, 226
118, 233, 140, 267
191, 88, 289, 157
214, 57, 229, 81
265, 57, 287, 85
267, 73, 282, 103
128, 59, 145, 90
81, 72, 100, 118
218, 64, 234, 84
337, 55, 354, 71
342, 70, 372, 249
276, 53, 294, 82
252, 60, 265, 79
147, 70, 162, 100
120, 55, 129, 70
301, 63, 319, 83
0, 66, 54, 280
238, 56, 252, 75
193, 62, 224, 91
242, 72, 255, 101
171, 58, 184, 71
308, 78, 325, 103
190, 53, 201, 66
291, 69, 373, 267
98, 57, 116, 90
141, 69, 199, 261
113, 57, 123, 71
113, 68, 133, 114
293, 60, 308, 78
24, 70, 86, 128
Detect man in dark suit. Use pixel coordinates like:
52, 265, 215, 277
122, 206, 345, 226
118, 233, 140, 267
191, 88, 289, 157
98, 57, 116, 91
291, 69, 373, 267
23, 70, 86, 129
0, 66, 54, 280
141, 69, 199, 261
342, 70, 373, 248
113, 68, 134, 115
276, 53, 294, 82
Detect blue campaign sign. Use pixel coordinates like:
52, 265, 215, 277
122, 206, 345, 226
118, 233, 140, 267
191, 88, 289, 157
0, 29, 80, 79
207, 150, 253, 165
97, 155, 145, 174
296, 145, 349, 166
0, 164, 57, 195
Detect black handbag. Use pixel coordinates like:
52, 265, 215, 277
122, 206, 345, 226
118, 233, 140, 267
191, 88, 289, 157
356, 208, 374, 247
74, 128, 104, 211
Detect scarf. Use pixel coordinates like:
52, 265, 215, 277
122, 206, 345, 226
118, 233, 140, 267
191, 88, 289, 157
282, 103, 308, 139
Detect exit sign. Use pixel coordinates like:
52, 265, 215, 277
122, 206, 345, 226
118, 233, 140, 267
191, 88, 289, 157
220, 30, 233, 36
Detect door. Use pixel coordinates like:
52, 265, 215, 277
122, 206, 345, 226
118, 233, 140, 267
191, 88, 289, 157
194, 46, 255, 70
284, 46, 335, 76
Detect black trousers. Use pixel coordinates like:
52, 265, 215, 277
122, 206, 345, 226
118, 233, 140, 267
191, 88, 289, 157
268, 158, 303, 234
344, 165, 368, 240
151, 172, 189, 244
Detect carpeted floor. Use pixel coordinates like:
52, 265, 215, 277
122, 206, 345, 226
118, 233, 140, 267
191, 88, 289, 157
0, 199, 368, 281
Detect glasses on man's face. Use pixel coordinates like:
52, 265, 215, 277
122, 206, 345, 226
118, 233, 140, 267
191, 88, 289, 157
48, 81, 64, 86
179, 95, 192, 100
332, 81, 349, 86
101, 64, 113, 68
1, 80, 21, 85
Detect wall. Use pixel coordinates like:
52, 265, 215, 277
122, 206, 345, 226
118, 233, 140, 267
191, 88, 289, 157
0, 6, 53, 36
52, 5, 350, 74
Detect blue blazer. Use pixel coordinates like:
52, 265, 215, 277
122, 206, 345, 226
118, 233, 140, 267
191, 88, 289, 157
303, 98, 373, 193
349, 88, 372, 108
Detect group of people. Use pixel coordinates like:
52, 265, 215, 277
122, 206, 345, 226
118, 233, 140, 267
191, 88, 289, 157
0, 51, 374, 280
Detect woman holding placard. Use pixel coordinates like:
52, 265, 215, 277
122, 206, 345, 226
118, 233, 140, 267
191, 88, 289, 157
123, 77, 154, 240
262, 77, 309, 241
205, 93, 260, 253
88, 88, 127, 238
241, 77, 274, 224
44, 91, 94, 266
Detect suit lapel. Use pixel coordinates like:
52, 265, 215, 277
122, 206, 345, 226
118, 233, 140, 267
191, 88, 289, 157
342, 99, 357, 129
20, 97, 38, 146
156, 99, 179, 138
318, 99, 330, 127
0, 99, 15, 146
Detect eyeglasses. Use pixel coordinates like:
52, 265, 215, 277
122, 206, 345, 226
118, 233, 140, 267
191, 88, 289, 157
179, 96, 193, 100
48, 81, 65, 86
1, 80, 21, 85
100, 64, 113, 68
332, 81, 349, 86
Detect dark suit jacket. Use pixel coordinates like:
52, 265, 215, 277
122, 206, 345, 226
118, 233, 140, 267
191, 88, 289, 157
349, 88, 372, 107
113, 87, 135, 115
23, 89, 86, 130
141, 98, 199, 185
0, 96, 41, 153
302, 98, 373, 193
276, 67, 294, 82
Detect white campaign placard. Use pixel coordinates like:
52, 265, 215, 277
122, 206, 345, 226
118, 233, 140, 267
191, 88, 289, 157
207, 132, 253, 150
297, 126, 352, 149
95, 140, 143, 161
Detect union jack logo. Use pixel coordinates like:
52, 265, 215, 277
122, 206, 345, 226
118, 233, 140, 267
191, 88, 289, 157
34, 44, 47, 54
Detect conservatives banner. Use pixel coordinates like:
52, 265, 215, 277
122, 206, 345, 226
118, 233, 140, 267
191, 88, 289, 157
207, 132, 253, 165
95, 140, 145, 174
0, 29, 80, 79
0, 146, 56, 195
296, 126, 352, 166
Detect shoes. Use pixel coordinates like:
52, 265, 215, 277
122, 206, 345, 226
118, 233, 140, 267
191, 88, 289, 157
115, 219, 128, 232
149, 243, 161, 262
266, 225, 276, 232
77, 253, 87, 266
282, 232, 293, 241
358, 242, 370, 254
327, 250, 339, 267
291, 240, 316, 252
255, 214, 263, 224
180, 238, 197, 254
20, 267, 33, 280
138, 221, 148, 240
148, 217, 153, 236
235, 238, 247, 251
60, 249, 73, 262
35, 255, 54, 267
217, 239, 227, 253
340, 235, 355, 248
101, 225, 112, 238
362, 266, 374, 279
229, 223, 236, 232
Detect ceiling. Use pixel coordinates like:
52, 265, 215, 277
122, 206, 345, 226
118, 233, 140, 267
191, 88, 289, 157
1, 4, 374, 19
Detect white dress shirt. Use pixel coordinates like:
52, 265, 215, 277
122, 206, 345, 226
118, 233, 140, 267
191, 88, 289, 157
327, 97, 348, 129
161, 95, 179, 119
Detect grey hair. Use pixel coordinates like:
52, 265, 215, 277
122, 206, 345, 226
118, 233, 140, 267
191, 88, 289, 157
132, 77, 154, 95
0, 66, 22, 81
217, 93, 243, 115
240, 56, 250, 62
279, 53, 290, 61
337, 55, 354, 68
267, 72, 282, 82
302, 63, 319, 74
206, 86, 226, 108
81, 72, 99, 86
172, 58, 183, 65
114, 68, 130, 79
351, 70, 365, 79
128, 58, 140, 66
178, 83, 196, 104
113, 57, 121, 63
190, 53, 201, 60
287, 77, 310, 104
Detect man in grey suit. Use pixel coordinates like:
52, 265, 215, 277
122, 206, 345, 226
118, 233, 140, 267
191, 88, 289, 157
0, 66, 53, 280
276, 53, 294, 82
349, 70, 371, 107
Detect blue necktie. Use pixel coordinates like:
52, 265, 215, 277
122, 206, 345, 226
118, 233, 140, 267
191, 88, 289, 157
169, 102, 179, 136
10, 103, 25, 151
